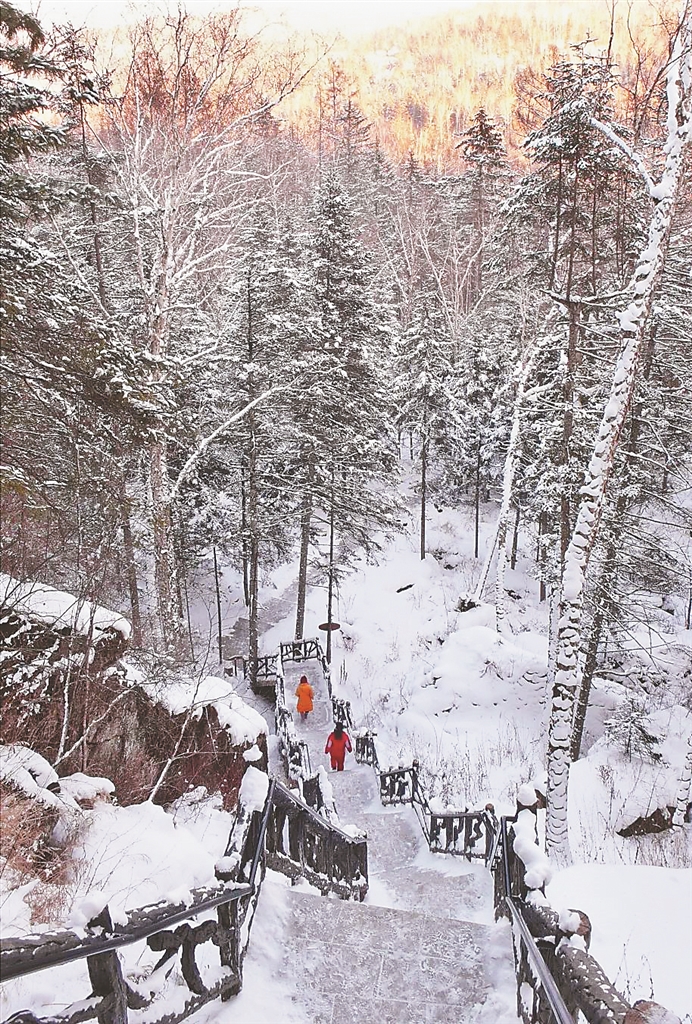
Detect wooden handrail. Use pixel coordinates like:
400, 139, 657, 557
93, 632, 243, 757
0, 883, 254, 983
504, 898, 576, 1024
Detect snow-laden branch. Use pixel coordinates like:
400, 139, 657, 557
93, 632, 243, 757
170, 387, 281, 501
546, 14, 692, 864
589, 117, 657, 199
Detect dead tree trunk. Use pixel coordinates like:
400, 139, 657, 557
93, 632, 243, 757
120, 481, 142, 645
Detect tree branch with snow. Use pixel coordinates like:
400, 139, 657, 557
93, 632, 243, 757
589, 117, 657, 199
170, 387, 282, 502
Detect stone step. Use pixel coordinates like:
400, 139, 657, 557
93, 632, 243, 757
280, 888, 515, 1024
324, 760, 493, 924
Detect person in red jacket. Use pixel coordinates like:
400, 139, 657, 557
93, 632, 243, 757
325, 723, 352, 771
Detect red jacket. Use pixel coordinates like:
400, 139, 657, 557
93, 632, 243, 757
325, 731, 352, 758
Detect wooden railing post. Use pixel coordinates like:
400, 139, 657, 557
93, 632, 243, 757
217, 898, 242, 1001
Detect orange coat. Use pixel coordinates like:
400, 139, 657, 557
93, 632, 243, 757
295, 681, 314, 713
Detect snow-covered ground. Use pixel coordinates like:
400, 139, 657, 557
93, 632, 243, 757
1, 482, 690, 1020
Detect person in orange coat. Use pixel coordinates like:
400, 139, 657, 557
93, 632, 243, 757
295, 675, 314, 722
325, 723, 352, 771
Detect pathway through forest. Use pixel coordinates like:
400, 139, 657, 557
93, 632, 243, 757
251, 657, 518, 1023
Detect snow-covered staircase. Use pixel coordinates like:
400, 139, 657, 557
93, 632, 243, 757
263, 656, 517, 1022
280, 890, 509, 1024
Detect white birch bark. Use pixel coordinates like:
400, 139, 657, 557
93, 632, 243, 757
673, 732, 692, 827
90, 16, 312, 650
546, 18, 692, 862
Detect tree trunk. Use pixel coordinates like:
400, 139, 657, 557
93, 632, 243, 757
147, 234, 180, 649
247, 412, 259, 689
673, 733, 692, 827
240, 462, 250, 608
546, 38, 691, 861
120, 481, 142, 645
560, 303, 580, 563
474, 440, 481, 559
75, 87, 110, 312
510, 505, 520, 570
539, 511, 548, 603
493, 337, 541, 630
213, 546, 223, 667
420, 433, 427, 561
570, 323, 656, 761
326, 468, 336, 664
245, 270, 260, 687
570, 596, 606, 762
295, 458, 314, 641
150, 440, 178, 649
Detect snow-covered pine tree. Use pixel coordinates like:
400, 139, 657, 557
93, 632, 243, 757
293, 169, 398, 645
509, 48, 646, 576
394, 295, 457, 560
456, 108, 508, 304
0, 6, 132, 612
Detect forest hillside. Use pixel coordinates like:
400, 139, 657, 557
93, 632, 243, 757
1, 0, 691, 1019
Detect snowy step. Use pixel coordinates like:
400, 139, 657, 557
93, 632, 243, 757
280, 888, 515, 1023
325, 763, 493, 923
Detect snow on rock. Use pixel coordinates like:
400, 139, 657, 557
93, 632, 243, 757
213, 689, 268, 747
238, 766, 269, 814
151, 674, 267, 746
57, 773, 115, 806
0, 745, 81, 820
0, 573, 131, 640
569, 701, 692, 842
0, 745, 58, 791
242, 744, 263, 763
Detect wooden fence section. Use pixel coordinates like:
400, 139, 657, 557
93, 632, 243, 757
0, 769, 368, 1024
0, 781, 274, 1024
354, 730, 379, 769
349, 726, 499, 866
226, 638, 324, 695
490, 814, 673, 1024
274, 668, 312, 782
280, 639, 320, 663
266, 782, 367, 901
331, 696, 353, 730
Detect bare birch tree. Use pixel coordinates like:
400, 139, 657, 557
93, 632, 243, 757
545, 9, 692, 862
90, 9, 309, 648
